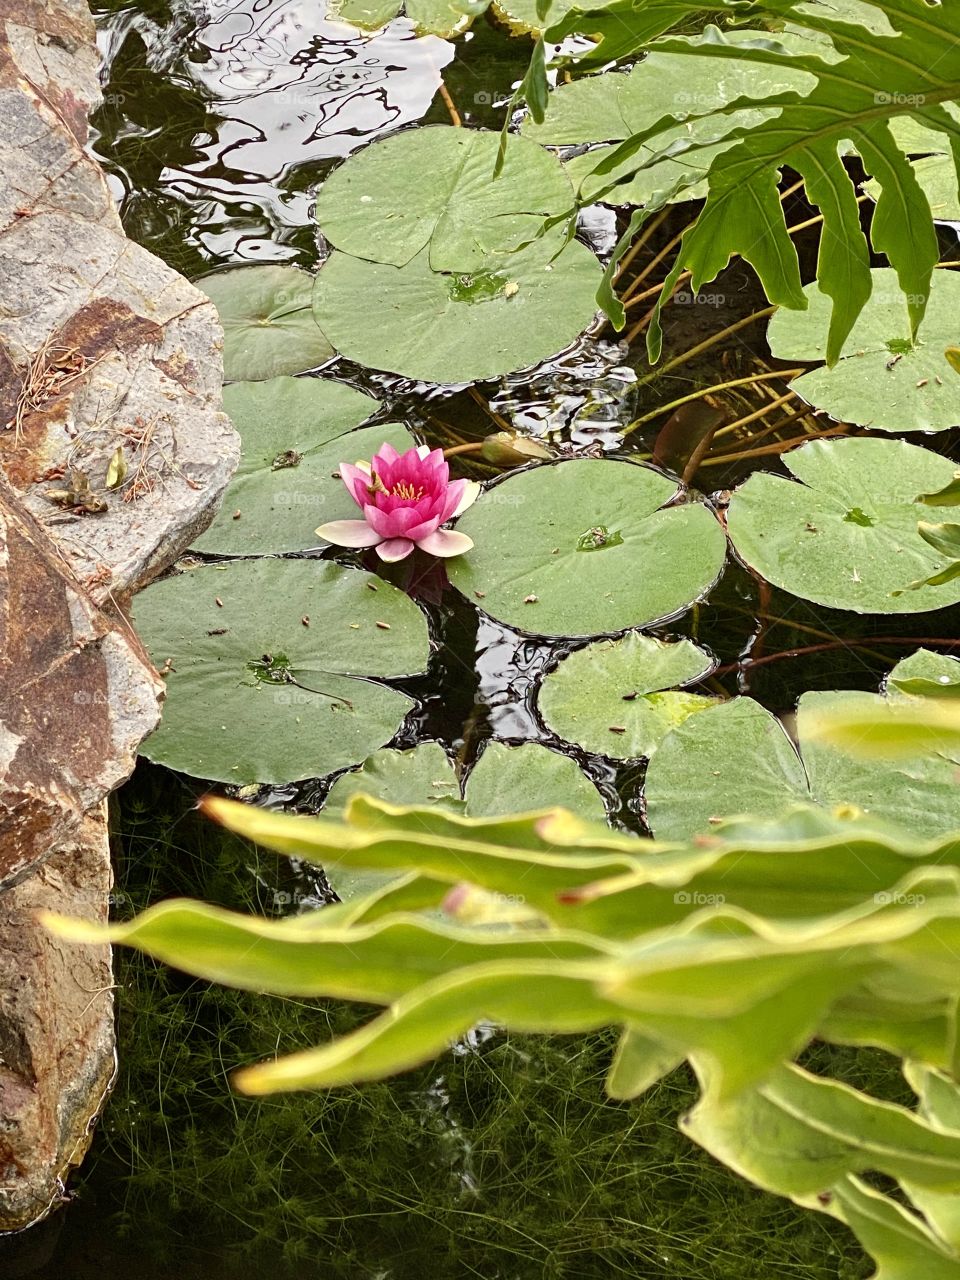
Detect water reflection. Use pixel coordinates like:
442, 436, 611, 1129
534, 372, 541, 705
91, 0, 453, 265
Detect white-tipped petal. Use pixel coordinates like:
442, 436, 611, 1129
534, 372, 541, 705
416, 444, 431, 459
418, 529, 474, 558
376, 537, 415, 562
452, 480, 481, 516
315, 519, 382, 548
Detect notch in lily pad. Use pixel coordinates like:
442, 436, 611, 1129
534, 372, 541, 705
538, 633, 717, 760
726, 437, 960, 613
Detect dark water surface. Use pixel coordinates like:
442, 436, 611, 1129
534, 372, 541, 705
3, 1, 959, 1275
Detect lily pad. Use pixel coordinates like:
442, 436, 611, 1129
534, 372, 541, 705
133, 560, 429, 785
766, 269, 960, 432
465, 741, 606, 819
726, 437, 960, 613
537, 633, 717, 759
448, 459, 726, 637
315, 127, 574, 271
645, 699, 809, 840
199, 266, 335, 381
325, 742, 462, 815
328, 0, 485, 35
192, 378, 415, 555
646, 653, 960, 841
887, 648, 960, 698
312, 240, 602, 385
325, 740, 606, 819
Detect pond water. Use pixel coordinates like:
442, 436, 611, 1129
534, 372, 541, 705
3, 1, 960, 1276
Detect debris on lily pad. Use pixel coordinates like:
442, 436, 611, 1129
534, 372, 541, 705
133, 560, 430, 784
449, 459, 726, 636
727, 437, 960, 613
766, 268, 960, 432
538, 633, 717, 759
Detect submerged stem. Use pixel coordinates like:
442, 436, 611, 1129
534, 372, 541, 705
622, 369, 805, 437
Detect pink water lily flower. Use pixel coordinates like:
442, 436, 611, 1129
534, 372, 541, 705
316, 443, 480, 563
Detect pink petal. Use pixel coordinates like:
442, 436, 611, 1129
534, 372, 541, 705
363, 504, 405, 539
376, 538, 415, 562
404, 514, 442, 541
417, 528, 474, 558
374, 442, 401, 466
315, 519, 382, 548
439, 478, 468, 522
451, 480, 481, 517
338, 462, 370, 508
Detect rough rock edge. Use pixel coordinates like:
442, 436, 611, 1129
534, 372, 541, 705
0, 0, 239, 601
0, 0, 237, 1231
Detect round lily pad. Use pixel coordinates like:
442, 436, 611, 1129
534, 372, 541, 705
314, 126, 574, 271
538, 633, 717, 759
645, 652, 960, 841
727, 437, 960, 611
448, 459, 726, 637
133, 560, 429, 784
325, 742, 462, 816
726, 437, 960, 613
192, 377, 414, 555
464, 740, 606, 819
325, 739, 606, 820
766, 268, 960, 432
199, 265, 335, 382
644, 698, 809, 841
312, 241, 602, 385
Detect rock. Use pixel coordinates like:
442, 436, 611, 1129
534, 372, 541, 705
0, 0, 237, 1233
0, 806, 115, 1232
0, 477, 163, 890
0, 0, 239, 601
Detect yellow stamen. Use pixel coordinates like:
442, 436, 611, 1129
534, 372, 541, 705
391, 481, 424, 501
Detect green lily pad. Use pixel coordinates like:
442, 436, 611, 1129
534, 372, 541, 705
726, 437, 960, 613
325, 740, 606, 820
646, 653, 960, 841
133, 560, 429, 785
314, 126, 574, 271
199, 266, 335, 382
537, 633, 717, 759
766, 269, 960, 432
192, 378, 415, 555
888, 648, 960, 698
889, 107, 960, 158
325, 742, 463, 815
645, 698, 809, 840
312, 240, 602, 385
448, 459, 726, 637
328, 0, 486, 35
465, 741, 606, 819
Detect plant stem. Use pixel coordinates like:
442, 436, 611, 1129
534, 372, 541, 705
613, 206, 674, 285
709, 388, 799, 441
439, 81, 462, 126
699, 423, 848, 466
622, 369, 805, 437
715, 636, 960, 676
639, 306, 777, 384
